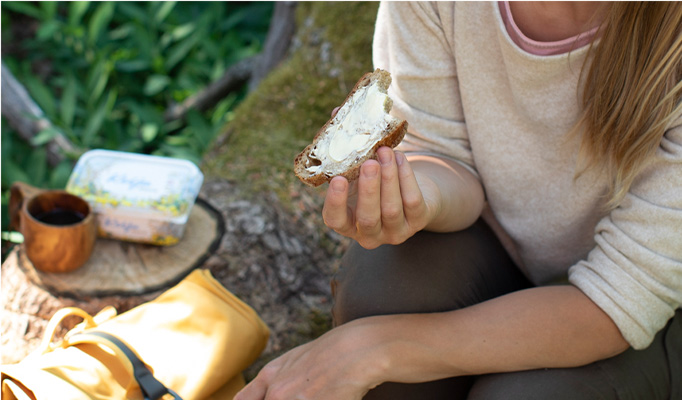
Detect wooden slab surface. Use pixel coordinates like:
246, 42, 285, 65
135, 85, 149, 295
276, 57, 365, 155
14, 199, 223, 297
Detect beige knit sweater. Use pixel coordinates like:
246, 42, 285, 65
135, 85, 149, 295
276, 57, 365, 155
373, 1, 682, 350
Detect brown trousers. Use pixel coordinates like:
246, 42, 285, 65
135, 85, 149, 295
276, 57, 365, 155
331, 219, 682, 399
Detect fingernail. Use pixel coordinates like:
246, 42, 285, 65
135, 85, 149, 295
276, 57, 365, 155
395, 152, 405, 166
378, 149, 391, 166
331, 178, 347, 193
363, 163, 379, 178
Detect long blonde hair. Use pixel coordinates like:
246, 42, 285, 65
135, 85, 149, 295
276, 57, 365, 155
577, 2, 682, 209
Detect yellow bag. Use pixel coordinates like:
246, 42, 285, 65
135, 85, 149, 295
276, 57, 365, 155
1, 269, 270, 400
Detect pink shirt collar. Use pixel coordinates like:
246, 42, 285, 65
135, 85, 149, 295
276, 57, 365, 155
498, 1, 599, 56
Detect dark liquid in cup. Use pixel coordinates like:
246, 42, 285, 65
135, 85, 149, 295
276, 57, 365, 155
35, 209, 85, 226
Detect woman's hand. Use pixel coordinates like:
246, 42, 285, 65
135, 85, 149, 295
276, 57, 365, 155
234, 320, 387, 400
322, 146, 439, 249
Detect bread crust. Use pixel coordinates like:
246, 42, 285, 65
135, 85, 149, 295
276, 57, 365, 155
294, 69, 407, 187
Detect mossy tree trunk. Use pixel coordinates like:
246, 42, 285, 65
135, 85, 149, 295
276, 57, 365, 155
203, 2, 380, 201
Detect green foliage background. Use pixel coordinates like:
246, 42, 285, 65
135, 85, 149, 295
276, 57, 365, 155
1, 1, 274, 232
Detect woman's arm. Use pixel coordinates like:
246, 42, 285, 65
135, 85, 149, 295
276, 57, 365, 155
409, 153, 485, 233
367, 285, 629, 383
235, 285, 628, 400
322, 147, 484, 249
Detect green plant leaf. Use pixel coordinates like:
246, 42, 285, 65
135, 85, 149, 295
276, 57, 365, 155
124, 101, 163, 126
164, 135, 190, 146
161, 119, 183, 135
108, 23, 134, 40
143, 74, 170, 96
40, 1, 57, 20
212, 93, 238, 124
165, 30, 201, 71
81, 90, 116, 147
25, 148, 48, 187
1, 160, 31, 190
154, 1, 176, 24
1, 119, 13, 162
156, 143, 201, 165
141, 123, 159, 143
37, 19, 61, 41
116, 2, 147, 23
60, 73, 77, 127
68, 1, 90, 26
160, 22, 195, 49
117, 137, 145, 153
86, 59, 111, 105
49, 160, 74, 189
88, 2, 115, 46
30, 127, 60, 146
130, 23, 154, 65
23, 75, 56, 119
1, 9, 12, 44
171, 22, 196, 41
2, 189, 12, 232
221, 7, 249, 31
115, 59, 150, 73
1, 1, 43, 19
185, 109, 213, 150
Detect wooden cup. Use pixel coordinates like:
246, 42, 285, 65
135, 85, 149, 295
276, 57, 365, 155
9, 182, 97, 273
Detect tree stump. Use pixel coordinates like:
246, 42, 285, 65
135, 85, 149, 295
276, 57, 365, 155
1, 199, 223, 364
15, 200, 223, 297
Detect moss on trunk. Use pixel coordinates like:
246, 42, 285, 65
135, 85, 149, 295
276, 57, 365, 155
202, 2, 380, 203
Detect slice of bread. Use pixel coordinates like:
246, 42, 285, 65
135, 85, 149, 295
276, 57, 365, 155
294, 69, 408, 187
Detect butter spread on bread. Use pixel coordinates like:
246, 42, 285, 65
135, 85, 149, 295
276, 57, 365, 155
294, 69, 407, 187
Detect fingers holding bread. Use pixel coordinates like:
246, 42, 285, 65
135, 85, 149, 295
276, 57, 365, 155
322, 177, 353, 236
376, 147, 407, 236
294, 69, 407, 187
321, 146, 429, 249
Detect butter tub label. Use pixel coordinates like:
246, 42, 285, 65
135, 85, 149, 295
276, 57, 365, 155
67, 149, 203, 245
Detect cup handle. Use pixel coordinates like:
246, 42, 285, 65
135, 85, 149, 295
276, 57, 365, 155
9, 181, 43, 231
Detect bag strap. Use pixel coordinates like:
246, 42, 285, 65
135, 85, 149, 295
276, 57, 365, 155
37, 307, 181, 399
70, 332, 183, 400
39, 307, 98, 354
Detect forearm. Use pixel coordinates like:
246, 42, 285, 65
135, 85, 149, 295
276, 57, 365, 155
357, 285, 629, 386
408, 154, 485, 232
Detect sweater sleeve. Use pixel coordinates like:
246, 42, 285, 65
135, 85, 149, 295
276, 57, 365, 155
372, 2, 478, 177
569, 118, 682, 349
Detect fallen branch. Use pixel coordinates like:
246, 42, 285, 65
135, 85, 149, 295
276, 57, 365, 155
165, 2, 298, 123
1, 63, 81, 166
164, 55, 259, 122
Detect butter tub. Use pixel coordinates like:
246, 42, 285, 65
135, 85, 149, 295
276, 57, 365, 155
66, 150, 204, 246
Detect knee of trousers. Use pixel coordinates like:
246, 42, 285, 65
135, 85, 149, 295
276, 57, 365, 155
331, 220, 530, 326
467, 368, 619, 400
468, 311, 682, 400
